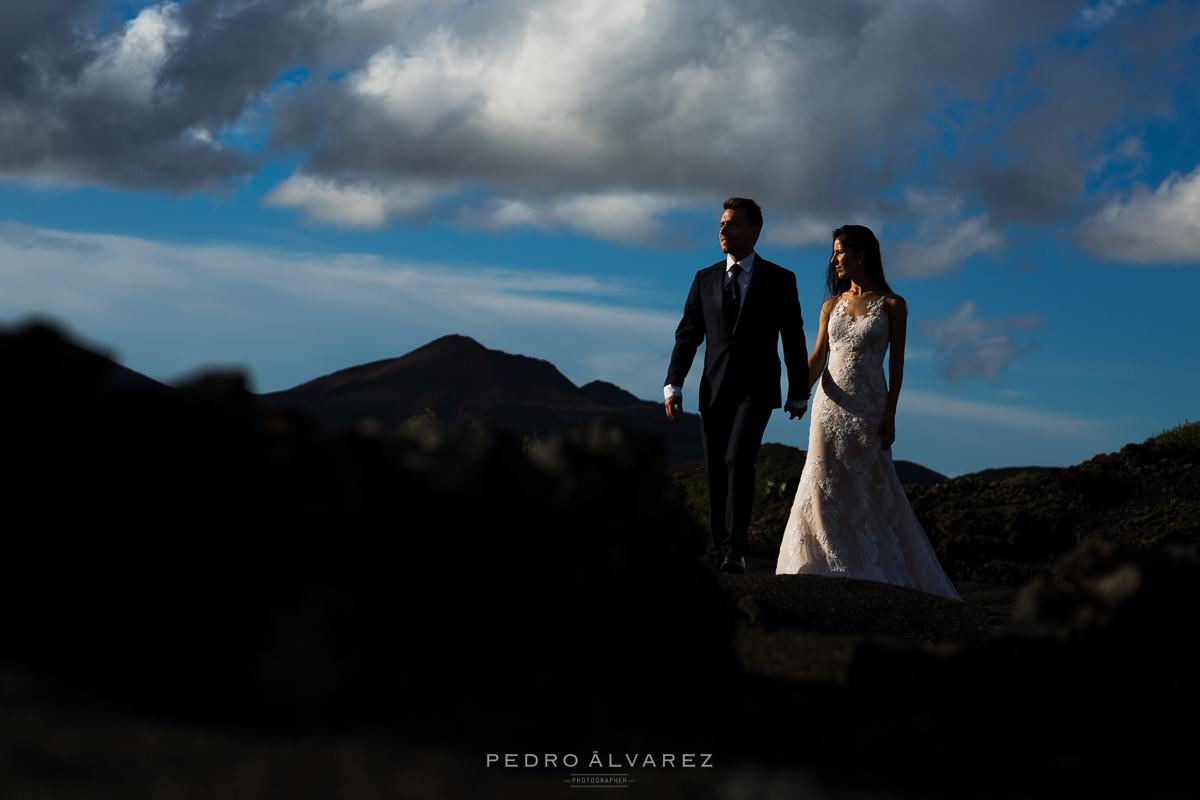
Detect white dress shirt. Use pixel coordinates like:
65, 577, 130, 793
665, 251, 807, 414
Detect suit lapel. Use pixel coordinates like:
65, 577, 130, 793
711, 262, 732, 335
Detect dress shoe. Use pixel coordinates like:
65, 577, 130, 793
720, 556, 745, 574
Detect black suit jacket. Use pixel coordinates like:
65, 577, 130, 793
666, 255, 808, 412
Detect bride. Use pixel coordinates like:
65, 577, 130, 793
775, 225, 959, 600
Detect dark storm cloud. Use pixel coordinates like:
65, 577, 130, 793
0, 1, 97, 95
951, 3, 1199, 229
0, 0, 343, 191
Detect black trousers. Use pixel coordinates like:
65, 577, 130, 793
700, 393, 773, 568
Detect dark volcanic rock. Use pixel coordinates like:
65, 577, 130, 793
261, 333, 705, 464
909, 442, 1200, 584
960, 464, 1052, 481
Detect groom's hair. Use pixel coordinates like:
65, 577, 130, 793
723, 197, 762, 229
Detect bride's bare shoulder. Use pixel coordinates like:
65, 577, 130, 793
883, 293, 908, 315
821, 296, 841, 314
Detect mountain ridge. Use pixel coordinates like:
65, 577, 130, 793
262, 333, 706, 463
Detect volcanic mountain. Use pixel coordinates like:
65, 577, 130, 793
261, 334, 706, 464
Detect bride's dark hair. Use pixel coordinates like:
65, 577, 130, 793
825, 224, 893, 299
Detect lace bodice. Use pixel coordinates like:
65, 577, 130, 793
822, 295, 890, 428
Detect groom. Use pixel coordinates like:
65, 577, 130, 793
665, 198, 809, 573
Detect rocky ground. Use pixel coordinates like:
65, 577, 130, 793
911, 440, 1200, 584
723, 568, 1016, 685
1, 321, 1198, 799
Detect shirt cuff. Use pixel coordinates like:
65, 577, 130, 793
664, 385, 682, 400
784, 399, 807, 411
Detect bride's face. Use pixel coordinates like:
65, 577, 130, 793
831, 239, 863, 280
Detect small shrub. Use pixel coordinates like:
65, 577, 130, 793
407, 407, 438, 428
1003, 471, 1042, 487
1147, 419, 1200, 447
668, 470, 709, 530
756, 472, 790, 502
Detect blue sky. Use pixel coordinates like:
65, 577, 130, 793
1, 0, 1198, 475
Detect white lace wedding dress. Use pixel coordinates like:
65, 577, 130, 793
776, 295, 960, 600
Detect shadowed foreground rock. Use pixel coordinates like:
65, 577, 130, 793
1, 321, 1197, 798
841, 538, 1200, 798
0, 322, 732, 745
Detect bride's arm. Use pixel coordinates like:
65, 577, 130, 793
880, 294, 908, 449
807, 298, 836, 391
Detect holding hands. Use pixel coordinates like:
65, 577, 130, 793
665, 394, 806, 423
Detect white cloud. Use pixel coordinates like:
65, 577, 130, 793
890, 216, 1002, 278
81, 3, 186, 103
1076, 0, 1134, 30
1076, 164, 1200, 264
1086, 135, 1145, 174
766, 216, 835, 248
893, 388, 1120, 475
901, 390, 1100, 439
916, 301, 1044, 384
887, 191, 1003, 277
264, 175, 691, 243
470, 191, 692, 242
350, 34, 487, 138
263, 174, 451, 229
0, 221, 101, 253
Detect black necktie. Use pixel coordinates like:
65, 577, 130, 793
724, 263, 742, 330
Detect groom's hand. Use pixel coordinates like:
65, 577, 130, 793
786, 406, 806, 420
665, 395, 682, 422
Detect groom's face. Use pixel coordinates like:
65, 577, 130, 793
719, 209, 760, 258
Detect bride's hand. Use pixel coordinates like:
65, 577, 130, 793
878, 412, 896, 450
